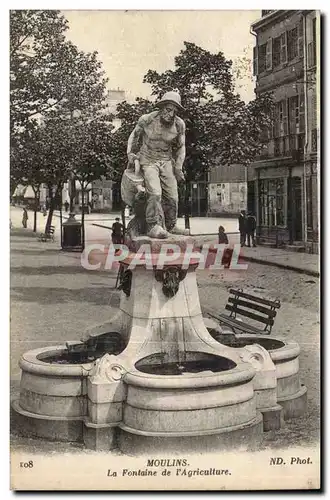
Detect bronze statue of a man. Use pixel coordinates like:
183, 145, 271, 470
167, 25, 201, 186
126, 91, 188, 239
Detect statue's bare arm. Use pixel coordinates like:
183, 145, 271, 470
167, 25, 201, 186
127, 117, 144, 163
173, 121, 186, 181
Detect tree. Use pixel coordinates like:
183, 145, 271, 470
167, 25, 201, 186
11, 127, 47, 231
10, 10, 108, 133
10, 10, 111, 234
68, 113, 114, 248
107, 41, 273, 211
143, 41, 274, 180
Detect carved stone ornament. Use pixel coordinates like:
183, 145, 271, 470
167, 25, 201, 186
118, 269, 132, 297
89, 353, 127, 383
154, 266, 188, 298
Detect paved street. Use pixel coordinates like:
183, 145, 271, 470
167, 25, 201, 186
10, 225, 320, 452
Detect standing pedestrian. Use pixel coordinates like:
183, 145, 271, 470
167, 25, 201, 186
238, 209, 247, 247
22, 207, 28, 228
246, 212, 257, 247
218, 225, 232, 268
111, 217, 124, 245
218, 225, 229, 244
64, 201, 69, 213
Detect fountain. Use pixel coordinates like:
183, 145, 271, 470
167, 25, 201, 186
11, 90, 307, 453
12, 236, 307, 454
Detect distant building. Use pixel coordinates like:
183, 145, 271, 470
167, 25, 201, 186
208, 164, 247, 216
249, 10, 319, 253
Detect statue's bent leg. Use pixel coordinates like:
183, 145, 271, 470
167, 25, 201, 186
142, 164, 168, 237
160, 161, 178, 231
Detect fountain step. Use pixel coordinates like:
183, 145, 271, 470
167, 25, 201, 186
118, 413, 264, 455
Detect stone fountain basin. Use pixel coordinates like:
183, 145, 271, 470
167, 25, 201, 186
17, 346, 94, 419
207, 331, 307, 418
121, 352, 257, 433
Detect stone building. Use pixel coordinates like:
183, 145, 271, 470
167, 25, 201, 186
249, 10, 319, 253
208, 164, 247, 216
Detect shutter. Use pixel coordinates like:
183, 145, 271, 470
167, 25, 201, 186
288, 97, 295, 135
299, 92, 305, 133
253, 45, 258, 76
266, 38, 272, 70
298, 18, 304, 58
280, 32, 287, 64
283, 99, 288, 136
273, 104, 280, 138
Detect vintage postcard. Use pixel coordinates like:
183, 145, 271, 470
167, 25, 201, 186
10, 9, 320, 491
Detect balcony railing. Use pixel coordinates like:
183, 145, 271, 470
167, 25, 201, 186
256, 134, 305, 161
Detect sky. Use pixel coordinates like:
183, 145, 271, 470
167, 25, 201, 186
63, 10, 260, 103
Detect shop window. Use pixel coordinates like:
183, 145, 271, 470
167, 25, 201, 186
259, 179, 285, 227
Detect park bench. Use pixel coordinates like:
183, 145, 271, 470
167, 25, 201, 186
38, 225, 55, 242
204, 288, 281, 336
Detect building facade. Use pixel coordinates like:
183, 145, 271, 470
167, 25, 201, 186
249, 10, 319, 253
208, 164, 247, 216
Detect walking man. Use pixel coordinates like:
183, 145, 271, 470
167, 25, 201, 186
22, 207, 28, 228
246, 212, 257, 247
238, 209, 247, 247
126, 91, 188, 239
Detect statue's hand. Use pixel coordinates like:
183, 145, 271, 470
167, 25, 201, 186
127, 153, 138, 168
174, 168, 185, 183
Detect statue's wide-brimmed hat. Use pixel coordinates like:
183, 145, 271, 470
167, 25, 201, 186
156, 91, 185, 111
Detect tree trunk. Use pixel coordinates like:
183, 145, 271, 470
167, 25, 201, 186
69, 175, 76, 214
45, 183, 61, 233
45, 184, 53, 233
32, 186, 40, 233
81, 183, 85, 251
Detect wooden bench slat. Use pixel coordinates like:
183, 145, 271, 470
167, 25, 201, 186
225, 304, 274, 326
216, 314, 266, 334
228, 297, 277, 317
228, 288, 280, 308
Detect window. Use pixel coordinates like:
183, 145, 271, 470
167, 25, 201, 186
280, 33, 287, 64
311, 128, 317, 152
287, 27, 298, 61
274, 100, 288, 138
266, 38, 272, 70
308, 18, 317, 67
272, 33, 287, 66
288, 95, 299, 134
258, 43, 267, 73
273, 36, 281, 67
259, 179, 285, 227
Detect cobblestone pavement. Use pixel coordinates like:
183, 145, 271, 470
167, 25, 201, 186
10, 228, 320, 452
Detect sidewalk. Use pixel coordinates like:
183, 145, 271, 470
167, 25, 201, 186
240, 245, 319, 277
10, 206, 319, 276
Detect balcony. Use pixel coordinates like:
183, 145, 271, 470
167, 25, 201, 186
256, 134, 305, 161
